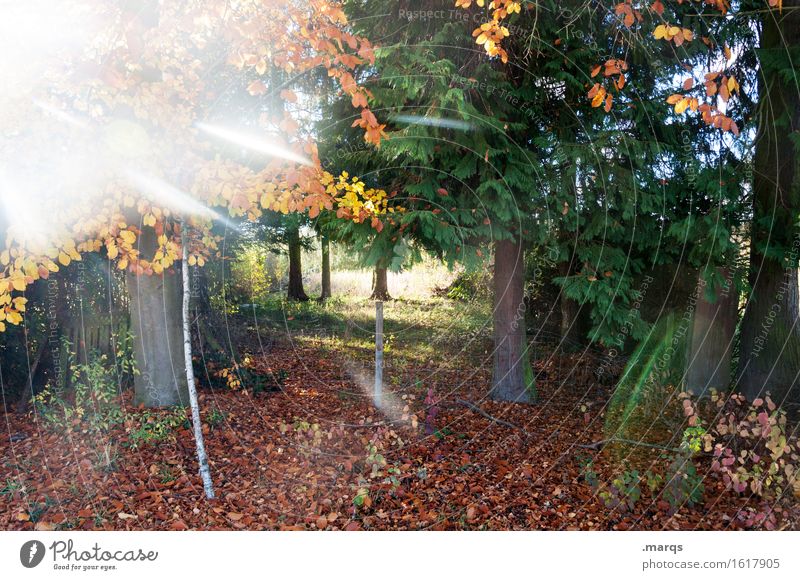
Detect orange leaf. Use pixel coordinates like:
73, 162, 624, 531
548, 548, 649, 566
280, 89, 298, 103
247, 80, 267, 96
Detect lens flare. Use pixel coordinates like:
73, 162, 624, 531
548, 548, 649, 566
197, 123, 313, 166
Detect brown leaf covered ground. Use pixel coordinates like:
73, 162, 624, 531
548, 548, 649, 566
2, 299, 798, 531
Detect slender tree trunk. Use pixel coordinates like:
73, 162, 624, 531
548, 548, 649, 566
320, 235, 332, 301
738, 3, 800, 404
371, 265, 391, 300
128, 227, 189, 407
287, 226, 309, 302
686, 268, 738, 396
491, 238, 535, 403
181, 221, 215, 499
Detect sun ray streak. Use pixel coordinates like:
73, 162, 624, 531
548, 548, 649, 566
196, 123, 313, 167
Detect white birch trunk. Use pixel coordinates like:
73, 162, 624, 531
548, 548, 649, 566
181, 219, 215, 499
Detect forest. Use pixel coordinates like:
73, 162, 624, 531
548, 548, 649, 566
0, 0, 799, 533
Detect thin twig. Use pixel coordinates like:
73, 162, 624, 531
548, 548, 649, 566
454, 398, 530, 436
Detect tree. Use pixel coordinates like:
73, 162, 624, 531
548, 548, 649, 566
738, 0, 800, 403
127, 226, 189, 407
0, 1, 385, 407
468, 1, 791, 405
256, 213, 313, 302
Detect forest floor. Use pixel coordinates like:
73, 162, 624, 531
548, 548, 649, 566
2, 295, 798, 530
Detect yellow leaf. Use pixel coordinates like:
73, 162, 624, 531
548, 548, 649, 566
674, 98, 689, 114
11, 275, 26, 292
119, 230, 136, 244
58, 252, 71, 266
653, 25, 667, 40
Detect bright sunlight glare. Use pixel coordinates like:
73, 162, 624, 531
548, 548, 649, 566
197, 123, 314, 167
393, 114, 473, 132
123, 169, 238, 231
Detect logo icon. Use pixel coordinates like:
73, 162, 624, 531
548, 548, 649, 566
20, 540, 46, 568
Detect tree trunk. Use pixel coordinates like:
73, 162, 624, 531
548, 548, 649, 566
739, 261, 800, 402
738, 3, 800, 404
491, 238, 536, 403
128, 227, 189, 407
287, 227, 309, 301
320, 235, 332, 301
181, 221, 215, 499
371, 265, 391, 300
686, 268, 738, 396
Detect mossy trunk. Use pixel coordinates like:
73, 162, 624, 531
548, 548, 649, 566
491, 238, 535, 403
128, 227, 189, 408
738, 2, 800, 404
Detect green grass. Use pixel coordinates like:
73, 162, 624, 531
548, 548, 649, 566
247, 293, 491, 370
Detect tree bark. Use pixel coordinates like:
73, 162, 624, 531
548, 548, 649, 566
371, 265, 391, 300
686, 268, 738, 396
320, 235, 332, 301
128, 227, 189, 407
738, 3, 800, 404
287, 226, 309, 301
739, 261, 800, 402
491, 238, 536, 403
181, 222, 215, 499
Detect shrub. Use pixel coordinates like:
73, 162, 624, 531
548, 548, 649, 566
126, 409, 188, 448
32, 348, 126, 433
705, 393, 798, 499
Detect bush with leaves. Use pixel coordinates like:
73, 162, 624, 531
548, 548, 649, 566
32, 346, 129, 433
703, 393, 798, 499
126, 409, 188, 449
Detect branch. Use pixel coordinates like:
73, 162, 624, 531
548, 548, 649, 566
454, 398, 530, 436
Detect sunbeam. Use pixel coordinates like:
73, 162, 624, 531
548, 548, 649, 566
197, 123, 313, 167
123, 169, 239, 231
